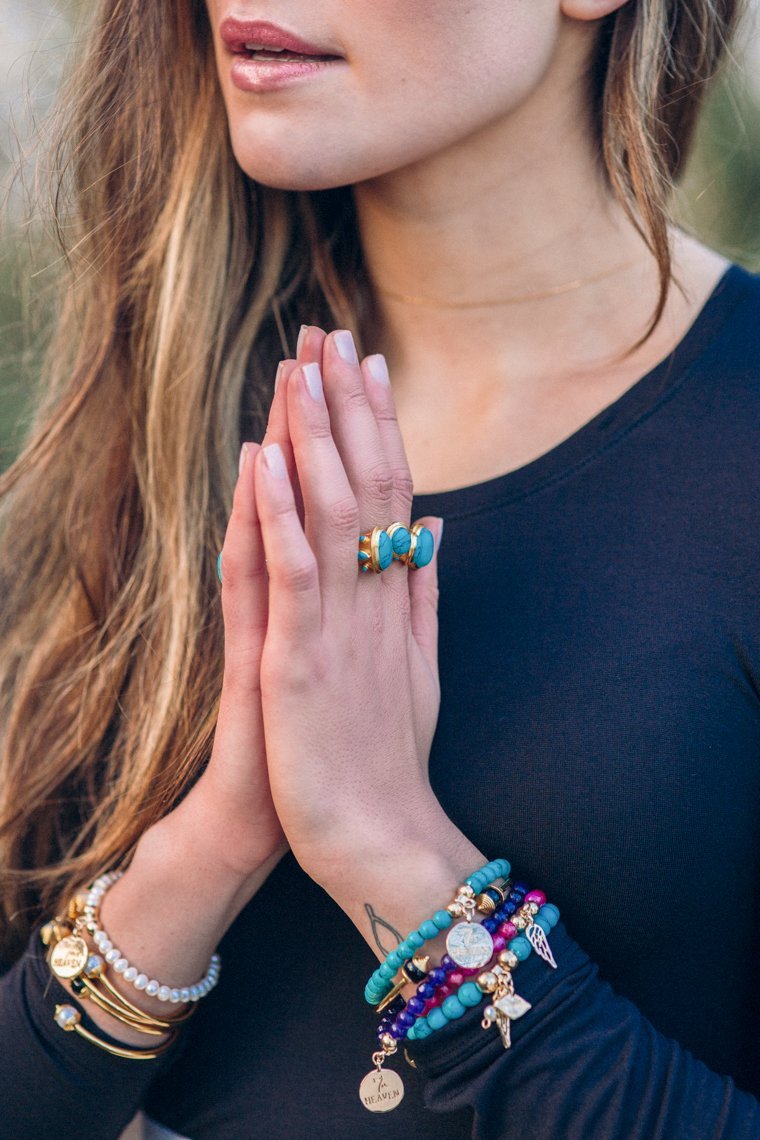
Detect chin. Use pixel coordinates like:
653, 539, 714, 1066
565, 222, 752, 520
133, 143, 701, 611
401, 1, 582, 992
227, 133, 355, 192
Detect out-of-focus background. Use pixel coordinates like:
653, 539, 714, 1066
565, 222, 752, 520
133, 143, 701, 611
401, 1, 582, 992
2, 0, 760, 472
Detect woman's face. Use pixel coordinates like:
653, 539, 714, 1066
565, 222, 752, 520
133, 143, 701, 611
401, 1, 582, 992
204, 2, 584, 191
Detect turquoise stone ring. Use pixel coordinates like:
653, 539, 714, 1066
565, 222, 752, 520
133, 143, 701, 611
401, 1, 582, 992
407, 523, 435, 570
358, 527, 394, 574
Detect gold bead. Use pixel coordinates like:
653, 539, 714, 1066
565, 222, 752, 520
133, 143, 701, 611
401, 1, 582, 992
512, 914, 527, 930
475, 893, 496, 915
40, 921, 61, 946
447, 901, 464, 917
477, 971, 498, 993
498, 950, 519, 969
458, 884, 475, 898
527, 902, 539, 915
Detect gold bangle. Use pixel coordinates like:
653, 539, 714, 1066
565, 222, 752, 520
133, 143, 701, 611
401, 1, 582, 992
53, 1004, 176, 1060
69, 976, 169, 1036
80, 952, 196, 1027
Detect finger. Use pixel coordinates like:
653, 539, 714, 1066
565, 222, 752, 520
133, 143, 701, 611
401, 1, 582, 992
360, 353, 415, 529
408, 516, 444, 675
219, 442, 268, 694
296, 324, 327, 365
253, 441, 322, 646
262, 360, 303, 524
285, 361, 361, 608
320, 330, 399, 526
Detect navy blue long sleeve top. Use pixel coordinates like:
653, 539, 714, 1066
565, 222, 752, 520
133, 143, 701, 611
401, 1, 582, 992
2, 264, 759, 1138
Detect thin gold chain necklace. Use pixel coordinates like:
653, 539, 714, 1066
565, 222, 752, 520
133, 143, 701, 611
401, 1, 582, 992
375, 259, 638, 309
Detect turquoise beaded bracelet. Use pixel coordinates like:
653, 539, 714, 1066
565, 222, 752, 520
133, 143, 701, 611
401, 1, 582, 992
364, 857, 511, 1006
406, 901, 560, 1041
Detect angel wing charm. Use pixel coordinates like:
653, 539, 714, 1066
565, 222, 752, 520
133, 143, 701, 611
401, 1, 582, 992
526, 921, 557, 968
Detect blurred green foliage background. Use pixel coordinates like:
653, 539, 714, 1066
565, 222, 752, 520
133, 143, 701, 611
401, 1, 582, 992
2, 4, 760, 471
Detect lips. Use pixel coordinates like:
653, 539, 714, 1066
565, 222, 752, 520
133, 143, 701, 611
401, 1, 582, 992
219, 17, 342, 61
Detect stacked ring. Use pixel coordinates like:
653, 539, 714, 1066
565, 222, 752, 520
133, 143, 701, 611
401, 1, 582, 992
358, 522, 435, 574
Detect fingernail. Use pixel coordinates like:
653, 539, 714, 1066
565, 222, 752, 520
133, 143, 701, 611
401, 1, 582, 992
366, 354, 390, 386
262, 442, 287, 479
302, 362, 323, 400
334, 329, 359, 364
436, 518, 444, 552
274, 361, 284, 393
239, 442, 250, 476
297, 325, 309, 355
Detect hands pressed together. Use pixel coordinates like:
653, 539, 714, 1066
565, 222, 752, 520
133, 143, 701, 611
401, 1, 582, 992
178, 326, 484, 958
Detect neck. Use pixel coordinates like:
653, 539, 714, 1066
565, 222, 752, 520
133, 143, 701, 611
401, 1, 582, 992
352, 39, 679, 406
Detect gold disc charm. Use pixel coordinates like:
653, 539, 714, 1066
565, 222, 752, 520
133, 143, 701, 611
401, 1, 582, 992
48, 934, 90, 980
359, 1067, 405, 1113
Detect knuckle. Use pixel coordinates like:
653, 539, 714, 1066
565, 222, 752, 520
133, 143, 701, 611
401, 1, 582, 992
281, 557, 319, 595
342, 383, 371, 414
392, 468, 415, 505
327, 494, 361, 536
365, 464, 395, 501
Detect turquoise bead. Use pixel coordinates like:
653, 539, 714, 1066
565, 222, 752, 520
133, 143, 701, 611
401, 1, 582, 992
426, 1007, 449, 1031
458, 982, 483, 1007
432, 910, 452, 930
377, 529, 394, 571
497, 859, 511, 876
390, 526, 411, 557
509, 935, 532, 961
441, 995, 466, 1019
418, 919, 439, 940
534, 916, 552, 936
406, 1024, 417, 1041
387, 950, 404, 969
378, 963, 395, 980
410, 525, 434, 569
407, 931, 425, 950
540, 903, 560, 927
415, 1018, 433, 1039
216, 551, 223, 584
397, 940, 413, 957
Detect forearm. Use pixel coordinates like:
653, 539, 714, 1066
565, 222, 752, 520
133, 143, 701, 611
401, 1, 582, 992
59, 807, 289, 1045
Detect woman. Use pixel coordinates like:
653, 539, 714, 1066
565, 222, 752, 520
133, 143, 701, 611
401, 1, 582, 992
1, 0, 758, 1135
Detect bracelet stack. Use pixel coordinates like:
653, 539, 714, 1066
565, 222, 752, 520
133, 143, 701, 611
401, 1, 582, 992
41, 871, 222, 1060
359, 856, 560, 1115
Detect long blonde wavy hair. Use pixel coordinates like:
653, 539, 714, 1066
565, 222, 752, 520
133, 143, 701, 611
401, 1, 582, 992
0, 0, 742, 964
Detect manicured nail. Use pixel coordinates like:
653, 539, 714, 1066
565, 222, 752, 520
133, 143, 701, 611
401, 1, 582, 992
366, 354, 390, 386
239, 442, 250, 476
334, 329, 359, 364
302, 362, 323, 401
435, 518, 444, 552
262, 442, 287, 479
297, 325, 309, 355
274, 361, 284, 393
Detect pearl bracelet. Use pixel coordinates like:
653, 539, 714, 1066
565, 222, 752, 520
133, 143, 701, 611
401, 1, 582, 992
83, 871, 221, 1004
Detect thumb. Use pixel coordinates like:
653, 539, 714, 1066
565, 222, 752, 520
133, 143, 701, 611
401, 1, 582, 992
408, 517, 444, 672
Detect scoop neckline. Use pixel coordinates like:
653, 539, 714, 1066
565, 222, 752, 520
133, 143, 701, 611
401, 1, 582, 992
410, 264, 747, 521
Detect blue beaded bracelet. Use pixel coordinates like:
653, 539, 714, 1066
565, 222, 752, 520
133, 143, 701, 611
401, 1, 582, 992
364, 857, 511, 1006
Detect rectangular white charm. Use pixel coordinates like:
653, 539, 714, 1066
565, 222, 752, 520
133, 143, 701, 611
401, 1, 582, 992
495, 993, 532, 1020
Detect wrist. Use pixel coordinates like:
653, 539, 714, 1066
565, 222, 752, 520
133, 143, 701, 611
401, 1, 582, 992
311, 805, 486, 964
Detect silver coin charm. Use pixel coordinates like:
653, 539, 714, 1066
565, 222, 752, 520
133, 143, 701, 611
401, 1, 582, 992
446, 921, 495, 969
49, 935, 89, 980
359, 1068, 405, 1113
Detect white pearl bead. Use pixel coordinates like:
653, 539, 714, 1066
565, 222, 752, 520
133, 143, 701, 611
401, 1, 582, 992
189, 985, 199, 1000
180, 988, 190, 1003
55, 1005, 80, 1030
158, 985, 171, 1002
146, 980, 160, 996
123, 966, 138, 983
170, 988, 181, 1003
105, 948, 119, 964
134, 974, 149, 990
93, 932, 106, 946
114, 957, 129, 973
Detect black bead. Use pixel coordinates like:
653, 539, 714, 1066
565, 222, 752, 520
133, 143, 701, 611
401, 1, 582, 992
404, 958, 428, 983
